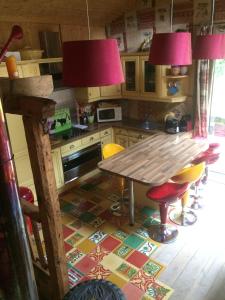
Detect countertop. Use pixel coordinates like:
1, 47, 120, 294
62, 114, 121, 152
50, 119, 165, 149
98, 133, 207, 185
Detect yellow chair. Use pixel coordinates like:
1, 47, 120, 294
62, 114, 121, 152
102, 143, 125, 159
170, 162, 205, 226
102, 143, 126, 215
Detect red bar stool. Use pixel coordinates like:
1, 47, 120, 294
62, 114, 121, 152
146, 182, 189, 243
19, 186, 34, 234
191, 144, 220, 209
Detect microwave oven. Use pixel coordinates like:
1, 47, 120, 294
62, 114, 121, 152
97, 106, 122, 122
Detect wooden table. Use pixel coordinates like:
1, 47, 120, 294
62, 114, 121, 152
98, 133, 208, 225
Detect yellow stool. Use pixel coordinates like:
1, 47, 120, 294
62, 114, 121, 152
170, 162, 205, 226
102, 143, 126, 215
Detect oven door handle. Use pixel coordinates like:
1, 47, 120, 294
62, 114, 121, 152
62, 142, 101, 163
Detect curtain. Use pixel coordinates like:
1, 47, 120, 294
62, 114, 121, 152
193, 60, 215, 138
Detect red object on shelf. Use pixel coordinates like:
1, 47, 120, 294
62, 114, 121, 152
19, 187, 34, 234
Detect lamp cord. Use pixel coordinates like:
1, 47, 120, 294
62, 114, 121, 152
170, 0, 174, 33
210, 0, 215, 34
85, 0, 91, 40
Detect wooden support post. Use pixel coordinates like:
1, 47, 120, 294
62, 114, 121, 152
22, 115, 68, 300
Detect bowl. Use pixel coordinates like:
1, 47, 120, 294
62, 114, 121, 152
20, 49, 44, 60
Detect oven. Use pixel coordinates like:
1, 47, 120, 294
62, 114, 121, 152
62, 142, 102, 184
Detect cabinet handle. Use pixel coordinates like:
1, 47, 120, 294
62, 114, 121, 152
90, 137, 94, 141
138, 134, 144, 139
70, 145, 75, 149
104, 131, 108, 135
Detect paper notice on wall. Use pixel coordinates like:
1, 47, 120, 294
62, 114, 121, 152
193, 0, 212, 25
125, 11, 138, 33
155, 2, 171, 33
111, 33, 125, 52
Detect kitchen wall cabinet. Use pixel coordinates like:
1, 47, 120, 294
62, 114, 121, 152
74, 87, 101, 103
121, 53, 190, 103
100, 84, 121, 99
51, 148, 64, 189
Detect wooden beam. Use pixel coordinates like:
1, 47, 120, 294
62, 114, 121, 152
23, 113, 68, 300
3, 95, 55, 119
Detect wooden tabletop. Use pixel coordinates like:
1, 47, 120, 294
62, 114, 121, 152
98, 133, 208, 186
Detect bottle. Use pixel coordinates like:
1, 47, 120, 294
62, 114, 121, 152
5, 55, 19, 79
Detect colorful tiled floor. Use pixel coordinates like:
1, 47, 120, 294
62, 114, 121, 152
60, 172, 174, 300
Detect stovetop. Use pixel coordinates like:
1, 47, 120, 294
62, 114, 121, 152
50, 127, 90, 141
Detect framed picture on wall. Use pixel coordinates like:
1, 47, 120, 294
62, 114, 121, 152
193, 0, 212, 25
111, 33, 125, 52
125, 12, 138, 33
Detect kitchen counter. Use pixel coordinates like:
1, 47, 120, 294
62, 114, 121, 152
50, 119, 164, 149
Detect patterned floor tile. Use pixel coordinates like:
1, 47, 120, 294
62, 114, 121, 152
88, 230, 107, 244
89, 217, 105, 228
124, 234, 145, 249
66, 232, 84, 247
87, 264, 112, 280
79, 211, 96, 223
62, 225, 75, 239
112, 229, 128, 241
60, 201, 75, 213
69, 219, 83, 230
130, 269, 155, 292
75, 256, 97, 274
116, 262, 137, 280
66, 249, 85, 265
77, 239, 96, 254
114, 244, 133, 259
68, 266, 84, 288
64, 242, 73, 253
145, 280, 174, 300
101, 253, 124, 272
61, 213, 75, 225
122, 282, 145, 300
89, 205, 105, 215
135, 227, 150, 239
100, 235, 122, 251
126, 250, 149, 268
79, 201, 95, 211
138, 241, 158, 257
99, 222, 117, 234
106, 273, 128, 288
59, 172, 173, 300
77, 224, 96, 237
80, 183, 96, 191
88, 245, 110, 263
143, 259, 165, 278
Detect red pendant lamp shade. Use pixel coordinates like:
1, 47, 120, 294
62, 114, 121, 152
63, 39, 124, 87
149, 32, 192, 65
193, 34, 225, 60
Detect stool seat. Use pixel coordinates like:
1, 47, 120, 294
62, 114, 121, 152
63, 279, 126, 300
146, 182, 189, 243
147, 182, 189, 203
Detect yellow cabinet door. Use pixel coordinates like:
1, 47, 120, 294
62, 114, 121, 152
100, 84, 121, 98
121, 55, 140, 97
128, 136, 139, 146
139, 56, 159, 98
115, 134, 129, 148
101, 134, 112, 147
74, 87, 101, 103
51, 148, 64, 189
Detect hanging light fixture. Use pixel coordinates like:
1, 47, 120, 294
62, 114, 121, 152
63, 0, 124, 87
149, 0, 192, 65
193, 0, 225, 59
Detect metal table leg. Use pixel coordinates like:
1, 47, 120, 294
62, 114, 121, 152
129, 179, 135, 225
